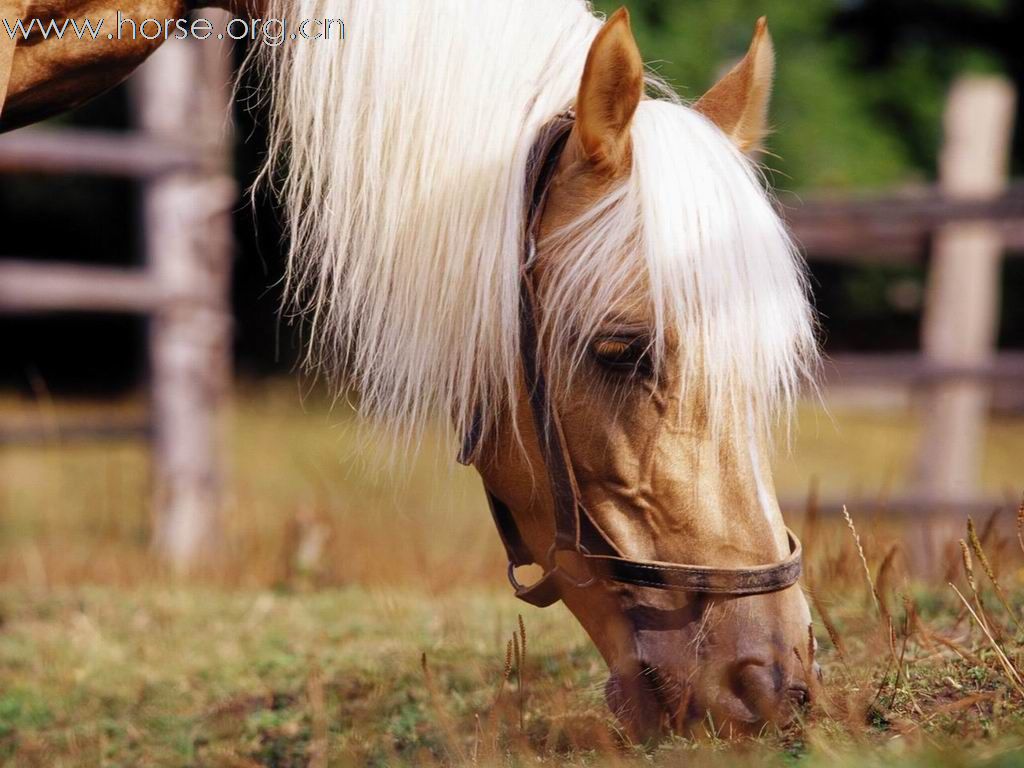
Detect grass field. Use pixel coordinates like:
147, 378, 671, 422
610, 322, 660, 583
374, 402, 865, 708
1, 381, 1023, 766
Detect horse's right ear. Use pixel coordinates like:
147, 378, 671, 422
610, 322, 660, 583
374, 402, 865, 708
574, 7, 644, 174
694, 17, 775, 153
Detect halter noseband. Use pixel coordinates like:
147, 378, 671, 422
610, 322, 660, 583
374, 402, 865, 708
459, 112, 802, 608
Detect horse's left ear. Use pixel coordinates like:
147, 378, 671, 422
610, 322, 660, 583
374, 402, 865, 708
574, 7, 644, 174
695, 17, 775, 153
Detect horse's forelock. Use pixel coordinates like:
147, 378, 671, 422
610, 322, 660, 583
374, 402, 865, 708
541, 101, 819, 443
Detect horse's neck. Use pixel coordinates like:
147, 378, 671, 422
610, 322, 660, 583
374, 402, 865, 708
0, 2, 26, 120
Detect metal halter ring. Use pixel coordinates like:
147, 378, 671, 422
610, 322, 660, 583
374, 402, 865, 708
505, 543, 599, 593
506, 561, 535, 594
546, 542, 598, 589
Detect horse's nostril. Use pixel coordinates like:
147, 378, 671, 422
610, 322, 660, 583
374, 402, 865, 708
729, 658, 813, 722
788, 684, 810, 708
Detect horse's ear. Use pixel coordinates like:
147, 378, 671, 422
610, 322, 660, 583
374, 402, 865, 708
574, 7, 644, 173
695, 17, 775, 153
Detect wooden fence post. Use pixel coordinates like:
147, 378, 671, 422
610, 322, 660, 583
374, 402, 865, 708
133, 18, 236, 570
913, 76, 1016, 508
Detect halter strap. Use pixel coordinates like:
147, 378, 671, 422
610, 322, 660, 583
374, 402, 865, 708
461, 112, 803, 608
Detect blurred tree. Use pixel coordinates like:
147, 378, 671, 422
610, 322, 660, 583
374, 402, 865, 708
594, 0, 912, 189
834, 0, 1023, 178
594, 0, 1023, 190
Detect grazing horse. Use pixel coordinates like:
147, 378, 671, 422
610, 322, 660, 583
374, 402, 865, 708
3, 0, 820, 740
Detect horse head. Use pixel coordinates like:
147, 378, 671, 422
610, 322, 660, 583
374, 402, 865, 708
472, 10, 818, 740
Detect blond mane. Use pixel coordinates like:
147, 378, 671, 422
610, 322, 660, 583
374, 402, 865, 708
256, 0, 817, 446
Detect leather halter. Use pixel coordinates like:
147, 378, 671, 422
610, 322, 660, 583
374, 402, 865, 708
459, 113, 802, 608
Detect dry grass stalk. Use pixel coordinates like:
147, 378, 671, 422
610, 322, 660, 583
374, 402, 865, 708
1017, 497, 1024, 557
949, 583, 1024, 698
492, 639, 514, 711
919, 626, 986, 668
890, 608, 924, 717
803, 623, 829, 711
977, 509, 1000, 551
960, 539, 978, 596
928, 691, 998, 718
874, 544, 901, 623
517, 615, 528, 734
472, 713, 483, 765
420, 652, 467, 764
306, 662, 328, 768
478, 639, 517, 761
512, 629, 522, 730
808, 624, 816, 671
810, 590, 849, 666
968, 516, 1023, 632
793, 627, 817, 699
867, 623, 896, 714
886, 616, 902, 691
802, 479, 821, 581
903, 595, 937, 656
944, 538, 968, 593
842, 506, 879, 613
900, 600, 933, 718
960, 537, 1003, 642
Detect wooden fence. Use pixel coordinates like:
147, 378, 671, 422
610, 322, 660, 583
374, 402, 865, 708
782, 75, 1020, 516
0, 23, 236, 570
0, 67, 1020, 565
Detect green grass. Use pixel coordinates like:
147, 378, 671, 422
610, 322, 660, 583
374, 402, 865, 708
1, 381, 1023, 766
3, 578, 1024, 767
0, 586, 601, 766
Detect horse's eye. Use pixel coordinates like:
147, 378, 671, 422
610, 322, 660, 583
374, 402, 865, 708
591, 336, 653, 376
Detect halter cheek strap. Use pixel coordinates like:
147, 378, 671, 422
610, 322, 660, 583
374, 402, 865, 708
460, 112, 802, 608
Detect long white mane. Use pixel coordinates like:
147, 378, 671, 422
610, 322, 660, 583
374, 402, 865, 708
257, 0, 817, 445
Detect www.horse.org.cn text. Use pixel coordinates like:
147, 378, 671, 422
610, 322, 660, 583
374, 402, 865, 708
2, 14, 346, 46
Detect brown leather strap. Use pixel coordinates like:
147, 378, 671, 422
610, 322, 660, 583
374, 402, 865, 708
467, 111, 803, 605
572, 529, 802, 595
505, 525, 802, 604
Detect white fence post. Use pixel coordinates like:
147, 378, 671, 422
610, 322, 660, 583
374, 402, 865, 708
913, 76, 1016, 506
133, 17, 236, 570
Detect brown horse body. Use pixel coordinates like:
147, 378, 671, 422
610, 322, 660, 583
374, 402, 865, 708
1, 1, 254, 129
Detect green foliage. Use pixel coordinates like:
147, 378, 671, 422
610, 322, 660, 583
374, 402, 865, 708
592, 0, 1020, 190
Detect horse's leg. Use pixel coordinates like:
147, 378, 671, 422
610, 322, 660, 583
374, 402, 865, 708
0, 1, 260, 132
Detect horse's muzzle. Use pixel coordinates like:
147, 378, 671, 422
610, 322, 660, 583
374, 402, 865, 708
605, 652, 813, 742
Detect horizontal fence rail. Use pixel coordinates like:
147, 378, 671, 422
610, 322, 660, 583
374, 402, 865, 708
0, 418, 151, 446
0, 128, 203, 178
779, 495, 1016, 518
0, 260, 160, 314
826, 352, 1024, 385
781, 183, 1024, 260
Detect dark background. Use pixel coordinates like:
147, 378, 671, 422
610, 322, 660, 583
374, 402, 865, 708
2, 0, 1022, 395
